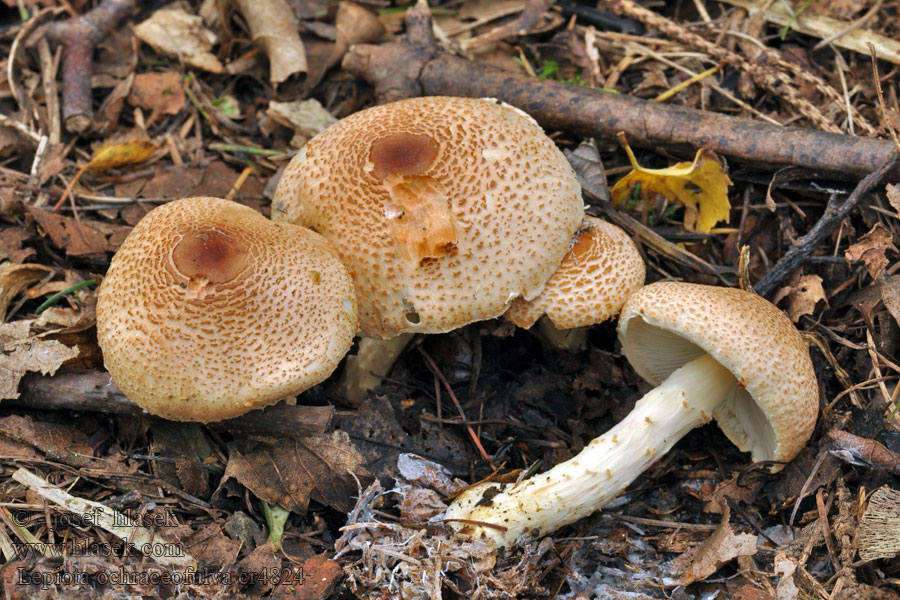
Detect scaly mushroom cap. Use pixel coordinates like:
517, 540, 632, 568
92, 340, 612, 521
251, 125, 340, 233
617, 282, 819, 464
271, 96, 584, 339
96, 197, 358, 422
505, 217, 645, 329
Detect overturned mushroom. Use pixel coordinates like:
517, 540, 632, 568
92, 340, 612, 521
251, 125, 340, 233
505, 216, 645, 349
272, 96, 584, 339
444, 282, 818, 548
96, 197, 357, 422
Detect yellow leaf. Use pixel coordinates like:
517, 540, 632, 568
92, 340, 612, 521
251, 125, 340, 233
87, 140, 157, 170
611, 142, 733, 233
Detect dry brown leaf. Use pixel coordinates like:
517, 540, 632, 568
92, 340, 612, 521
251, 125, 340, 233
0, 227, 37, 263
26, 206, 131, 256
774, 274, 827, 322
0, 263, 53, 319
0, 317, 79, 399
221, 431, 372, 513
179, 523, 241, 568
128, 72, 186, 119
236, 542, 281, 596
134, 7, 224, 73
670, 506, 757, 584
846, 223, 893, 280
702, 473, 762, 514
886, 184, 900, 217
235, 0, 307, 84
272, 554, 342, 600
881, 275, 900, 329
140, 167, 204, 199
0, 415, 92, 461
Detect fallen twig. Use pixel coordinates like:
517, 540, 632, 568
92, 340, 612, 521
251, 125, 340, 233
11, 467, 194, 568
753, 153, 899, 296
47, 0, 136, 133
14, 370, 334, 439
343, 3, 894, 176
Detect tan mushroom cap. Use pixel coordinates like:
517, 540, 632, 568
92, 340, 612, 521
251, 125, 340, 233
617, 282, 818, 464
96, 197, 358, 422
505, 217, 645, 329
271, 96, 584, 339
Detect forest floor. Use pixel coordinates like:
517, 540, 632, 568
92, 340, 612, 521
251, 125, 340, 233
1, 0, 900, 598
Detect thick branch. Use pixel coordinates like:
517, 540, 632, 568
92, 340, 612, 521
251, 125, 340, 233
13, 370, 334, 438
47, 0, 136, 133
343, 5, 895, 177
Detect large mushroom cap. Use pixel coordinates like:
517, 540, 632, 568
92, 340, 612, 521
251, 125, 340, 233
96, 197, 358, 422
272, 96, 584, 339
617, 282, 819, 464
505, 217, 645, 329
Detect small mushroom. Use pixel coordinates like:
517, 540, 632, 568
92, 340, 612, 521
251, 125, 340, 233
96, 196, 358, 422
272, 96, 584, 339
443, 282, 818, 548
505, 216, 645, 349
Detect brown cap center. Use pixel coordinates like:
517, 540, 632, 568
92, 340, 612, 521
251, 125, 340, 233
172, 228, 250, 284
369, 133, 438, 179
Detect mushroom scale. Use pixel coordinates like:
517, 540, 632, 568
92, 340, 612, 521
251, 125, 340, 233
505, 217, 645, 330
271, 96, 584, 339
96, 197, 358, 422
443, 282, 818, 548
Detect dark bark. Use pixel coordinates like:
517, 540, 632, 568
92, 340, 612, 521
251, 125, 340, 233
13, 370, 334, 439
47, 0, 136, 133
342, 4, 896, 177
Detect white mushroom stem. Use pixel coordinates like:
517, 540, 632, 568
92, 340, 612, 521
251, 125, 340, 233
443, 353, 737, 548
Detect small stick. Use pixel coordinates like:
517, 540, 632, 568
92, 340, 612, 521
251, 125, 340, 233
753, 154, 899, 297
47, 0, 135, 133
14, 370, 334, 439
417, 345, 496, 470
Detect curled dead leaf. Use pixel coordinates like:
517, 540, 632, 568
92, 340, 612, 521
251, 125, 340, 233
0, 317, 79, 400
134, 7, 224, 73
267, 99, 336, 147
774, 274, 827, 322
612, 137, 733, 232
235, 0, 307, 84
670, 506, 757, 584
845, 223, 893, 280
0, 263, 54, 320
128, 72, 186, 119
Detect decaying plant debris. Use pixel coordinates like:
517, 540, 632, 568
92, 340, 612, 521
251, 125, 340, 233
1, 0, 900, 598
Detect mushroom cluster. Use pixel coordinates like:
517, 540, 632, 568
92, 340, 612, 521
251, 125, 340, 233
443, 282, 819, 548
96, 196, 357, 422
97, 97, 643, 422
271, 96, 586, 339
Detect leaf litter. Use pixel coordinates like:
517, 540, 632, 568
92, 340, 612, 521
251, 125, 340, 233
1, 0, 900, 598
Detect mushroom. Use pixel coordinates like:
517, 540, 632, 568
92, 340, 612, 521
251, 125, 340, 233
271, 96, 584, 339
505, 216, 645, 349
443, 282, 819, 548
96, 196, 358, 422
